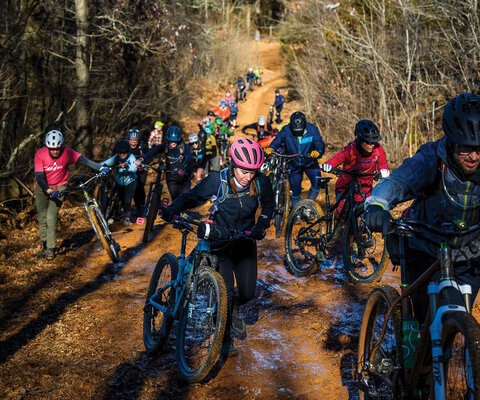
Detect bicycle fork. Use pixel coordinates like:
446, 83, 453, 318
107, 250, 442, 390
428, 243, 472, 399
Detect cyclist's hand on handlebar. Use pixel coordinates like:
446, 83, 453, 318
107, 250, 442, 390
133, 159, 143, 167
310, 150, 320, 159
264, 147, 273, 155
99, 166, 110, 175
363, 205, 390, 236
380, 168, 390, 178
321, 163, 333, 172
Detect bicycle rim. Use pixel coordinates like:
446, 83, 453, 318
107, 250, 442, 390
274, 178, 290, 238
342, 215, 388, 283
357, 285, 403, 399
88, 206, 119, 262
143, 253, 178, 354
442, 312, 480, 399
176, 269, 227, 383
284, 200, 323, 277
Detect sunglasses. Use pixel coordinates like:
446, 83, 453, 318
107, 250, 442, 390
362, 140, 376, 145
455, 145, 480, 156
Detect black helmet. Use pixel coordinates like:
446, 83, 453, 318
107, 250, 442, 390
289, 111, 307, 137
114, 139, 130, 153
354, 120, 382, 143
166, 125, 182, 142
442, 93, 480, 146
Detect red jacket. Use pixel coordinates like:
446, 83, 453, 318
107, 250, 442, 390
212, 105, 231, 122
325, 141, 389, 201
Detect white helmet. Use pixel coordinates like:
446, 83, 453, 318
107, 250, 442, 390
258, 115, 266, 126
45, 130, 64, 148
249, 67, 253, 72
189, 133, 198, 143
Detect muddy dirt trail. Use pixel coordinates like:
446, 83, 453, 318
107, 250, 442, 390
3, 40, 478, 400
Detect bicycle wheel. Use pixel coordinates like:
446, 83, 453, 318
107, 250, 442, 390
442, 312, 480, 399
143, 184, 160, 243
342, 212, 389, 283
88, 205, 120, 262
176, 268, 227, 383
284, 199, 324, 277
274, 177, 291, 238
143, 253, 178, 354
357, 285, 403, 400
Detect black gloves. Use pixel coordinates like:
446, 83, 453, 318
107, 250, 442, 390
161, 206, 176, 222
363, 205, 391, 236
197, 222, 222, 240
247, 224, 266, 240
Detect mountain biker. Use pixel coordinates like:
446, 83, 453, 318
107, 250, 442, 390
188, 133, 206, 183
148, 120, 165, 149
138, 125, 193, 201
245, 67, 256, 91
273, 89, 285, 123
363, 92, 480, 324
228, 99, 239, 129
34, 129, 110, 260
210, 100, 231, 123
221, 89, 235, 107
101, 139, 139, 226
211, 117, 234, 167
203, 126, 221, 173
241, 115, 275, 143
253, 66, 263, 86
127, 128, 149, 223
161, 137, 275, 357
322, 120, 390, 218
232, 76, 247, 102
265, 111, 326, 207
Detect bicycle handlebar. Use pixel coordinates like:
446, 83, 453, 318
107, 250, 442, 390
139, 163, 167, 174
321, 166, 381, 180
59, 171, 108, 197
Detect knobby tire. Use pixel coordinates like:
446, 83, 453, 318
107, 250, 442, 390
274, 177, 290, 238
284, 199, 323, 277
143, 184, 159, 243
342, 213, 389, 283
357, 285, 403, 400
176, 268, 227, 383
441, 312, 480, 399
88, 205, 120, 262
143, 253, 178, 354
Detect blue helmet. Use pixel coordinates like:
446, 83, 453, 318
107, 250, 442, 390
166, 126, 182, 142
128, 128, 140, 141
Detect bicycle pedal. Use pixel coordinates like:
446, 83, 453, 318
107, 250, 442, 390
136, 217, 145, 225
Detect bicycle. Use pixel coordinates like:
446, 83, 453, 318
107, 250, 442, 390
60, 172, 120, 262
357, 217, 480, 399
216, 131, 232, 168
141, 163, 168, 243
284, 167, 388, 282
143, 213, 228, 383
268, 150, 294, 238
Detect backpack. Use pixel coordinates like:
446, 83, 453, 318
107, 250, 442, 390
209, 168, 261, 219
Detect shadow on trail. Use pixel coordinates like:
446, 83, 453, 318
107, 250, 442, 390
0, 260, 120, 365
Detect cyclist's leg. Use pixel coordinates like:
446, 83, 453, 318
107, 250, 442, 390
289, 168, 303, 207
305, 166, 321, 201
119, 181, 136, 224
134, 171, 147, 217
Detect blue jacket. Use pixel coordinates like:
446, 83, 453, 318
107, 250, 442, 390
366, 136, 480, 259
102, 153, 138, 186
269, 123, 325, 169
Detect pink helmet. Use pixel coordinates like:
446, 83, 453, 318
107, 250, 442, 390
229, 137, 264, 170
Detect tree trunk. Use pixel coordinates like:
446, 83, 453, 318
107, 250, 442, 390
74, 0, 91, 157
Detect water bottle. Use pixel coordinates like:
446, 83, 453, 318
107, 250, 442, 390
402, 318, 420, 369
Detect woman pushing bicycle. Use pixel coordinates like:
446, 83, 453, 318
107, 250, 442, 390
161, 137, 275, 357
322, 119, 390, 217
34, 128, 110, 260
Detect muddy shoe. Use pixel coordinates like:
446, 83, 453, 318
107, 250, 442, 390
45, 249, 55, 260
231, 308, 247, 339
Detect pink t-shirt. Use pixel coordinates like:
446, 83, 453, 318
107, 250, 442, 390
34, 146, 82, 187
